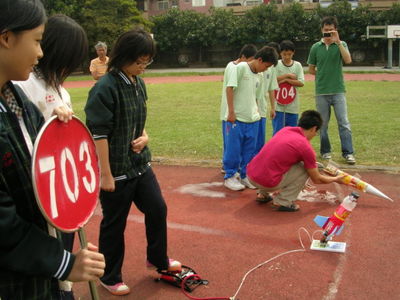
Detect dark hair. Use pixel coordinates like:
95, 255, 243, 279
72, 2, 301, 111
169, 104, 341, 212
266, 42, 280, 54
238, 44, 257, 59
35, 15, 88, 91
0, 0, 46, 34
108, 29, 155, 72
280, 40, 295, 52
254, 46, 279, 67
298, 110, 323, 130
321, 16, 338, 29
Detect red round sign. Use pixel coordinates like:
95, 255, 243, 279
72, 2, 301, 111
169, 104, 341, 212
274, 82, 297, 105
32, 116, 100, 232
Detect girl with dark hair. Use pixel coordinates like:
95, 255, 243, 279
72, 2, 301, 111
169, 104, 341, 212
14, 14, 90, 300
85, 28, 181, 296
0, 1, 104, 299
15, 14, 88, 122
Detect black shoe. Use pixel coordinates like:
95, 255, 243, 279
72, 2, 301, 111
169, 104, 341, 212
274, 204, 300, 212
255, 193, 273, 204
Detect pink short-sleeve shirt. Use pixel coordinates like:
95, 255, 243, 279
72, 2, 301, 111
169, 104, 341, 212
247, 127, 317, 188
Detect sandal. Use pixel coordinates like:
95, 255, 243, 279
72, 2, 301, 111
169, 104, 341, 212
274, 204, 300, 212
255, 193, 273, 204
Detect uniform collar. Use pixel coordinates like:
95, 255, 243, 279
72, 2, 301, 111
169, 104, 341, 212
118, 71, 132, 85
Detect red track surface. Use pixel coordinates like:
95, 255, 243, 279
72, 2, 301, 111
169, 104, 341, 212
69, 73, 400, 299
73, 165, 399, 300
63, 73, 400, 89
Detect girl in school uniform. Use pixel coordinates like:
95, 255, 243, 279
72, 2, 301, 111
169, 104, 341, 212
85, 28, 181, 296
14, 14, 89, 300
0, 1, 104, 299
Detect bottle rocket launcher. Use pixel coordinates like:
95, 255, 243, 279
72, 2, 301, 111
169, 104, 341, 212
323, 165, 393, 202
311, 192, 360, 253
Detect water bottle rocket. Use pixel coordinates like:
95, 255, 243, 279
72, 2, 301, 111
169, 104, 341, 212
323, 164, 393, 202
313, 192, 360, 246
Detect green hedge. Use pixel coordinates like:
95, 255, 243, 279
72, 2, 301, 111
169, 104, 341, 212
151, 1, 400, 52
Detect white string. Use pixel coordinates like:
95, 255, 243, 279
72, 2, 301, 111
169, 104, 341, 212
230, 227, 316, 300
312, 229, 324, 241
297, 227, 313, 249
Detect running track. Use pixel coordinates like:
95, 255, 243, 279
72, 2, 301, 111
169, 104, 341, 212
70, 73, 400, 299
73, 165, 399, 300
64, 73, 400, 89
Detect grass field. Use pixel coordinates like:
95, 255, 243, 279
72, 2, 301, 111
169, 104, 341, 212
67, 80, 400, 167
66, 69, 400, 82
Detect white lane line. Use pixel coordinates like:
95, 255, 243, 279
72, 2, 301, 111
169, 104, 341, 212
93, 200, 230, 237
322, 188, 352, 300
322, 238, 349, 300
127, 214, 230, 237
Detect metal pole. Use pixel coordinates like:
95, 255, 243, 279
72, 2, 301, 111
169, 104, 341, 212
387, 39, 393, 69
78, 228, 100, 300
398, 39, 400, 69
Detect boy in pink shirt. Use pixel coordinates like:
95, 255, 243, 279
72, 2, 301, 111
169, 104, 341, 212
247, 110, 343, 211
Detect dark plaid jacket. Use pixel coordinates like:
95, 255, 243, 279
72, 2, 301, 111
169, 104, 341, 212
0, 82, 74, 300
85, 70, 151, 180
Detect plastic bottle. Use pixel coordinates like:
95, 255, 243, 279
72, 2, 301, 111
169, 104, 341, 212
323, 164, 367, 192
321, 192, 360, 243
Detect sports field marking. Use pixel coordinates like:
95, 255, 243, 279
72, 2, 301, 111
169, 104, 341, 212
176, 182, 225, 198
128, 214, 231, 237
322, 227, 351, 300
320, 181, 352, 300
93, 207, 231, 236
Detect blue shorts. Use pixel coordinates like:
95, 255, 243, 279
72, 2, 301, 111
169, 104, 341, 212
272, 111, 298, 136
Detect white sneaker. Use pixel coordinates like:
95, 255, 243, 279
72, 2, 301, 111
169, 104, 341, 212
240, 177, 256, 189
321, 153, 332, 160
224, 176, 245, 191
345, 154, 356, 165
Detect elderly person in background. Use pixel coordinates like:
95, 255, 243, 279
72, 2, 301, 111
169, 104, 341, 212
90, 41, 109, 80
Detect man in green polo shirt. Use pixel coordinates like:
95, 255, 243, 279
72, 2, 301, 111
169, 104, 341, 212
307, 16, 355, 165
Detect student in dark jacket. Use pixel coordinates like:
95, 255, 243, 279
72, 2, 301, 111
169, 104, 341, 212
85, 28, 181, 296
0, 1, 105, 299
14, 13, 90, 300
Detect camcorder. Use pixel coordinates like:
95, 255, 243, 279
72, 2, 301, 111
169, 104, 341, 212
323, 32, 332, 37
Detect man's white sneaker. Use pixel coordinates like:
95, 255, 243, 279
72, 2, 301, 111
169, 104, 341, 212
321, 153, 332, 160
224, 176, 245, 191
240, 177, 257, 189
345, 154, 356, 165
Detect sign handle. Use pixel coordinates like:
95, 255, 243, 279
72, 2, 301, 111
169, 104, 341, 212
78, 227, 100, 300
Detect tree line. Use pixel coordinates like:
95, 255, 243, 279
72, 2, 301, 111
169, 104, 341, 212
42, 0, 400, 59
152, 1, 400, 52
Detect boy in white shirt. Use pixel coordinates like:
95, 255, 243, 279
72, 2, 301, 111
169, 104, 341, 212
273, 40, 305, 135
220, 44, 257, 174
222, 46, 278, 191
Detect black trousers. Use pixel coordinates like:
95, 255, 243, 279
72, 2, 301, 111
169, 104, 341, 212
0, 277, 60, 300
99, 167, 169, 285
